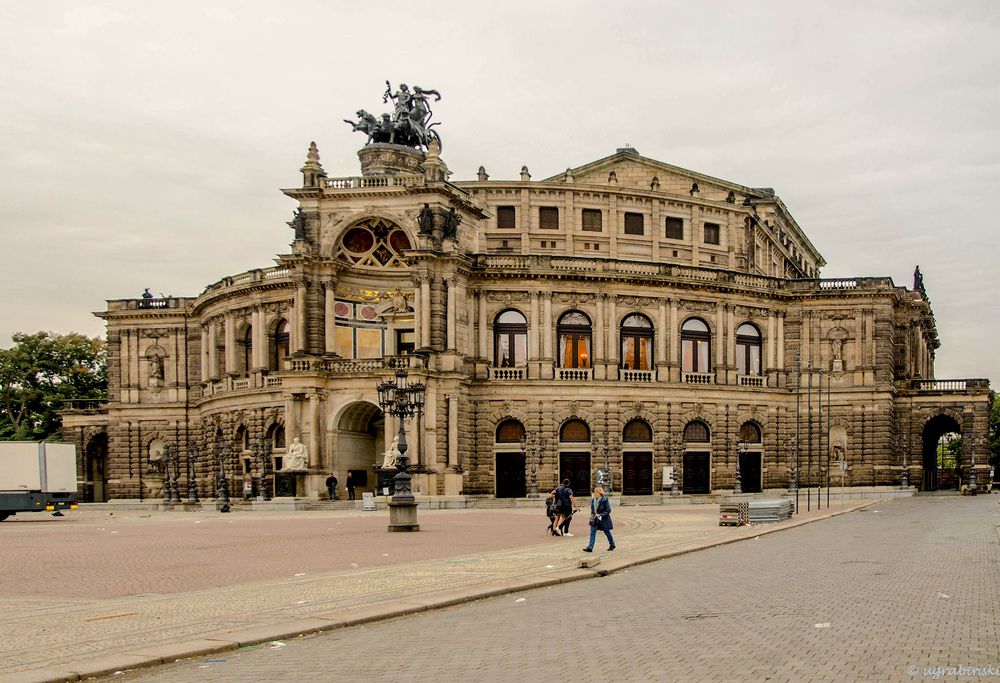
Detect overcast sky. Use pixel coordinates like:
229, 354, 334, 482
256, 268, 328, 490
1, 1, 997, 384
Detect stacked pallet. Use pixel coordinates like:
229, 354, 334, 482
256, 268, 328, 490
719, 500, 749, 526
748, 499, 793, 523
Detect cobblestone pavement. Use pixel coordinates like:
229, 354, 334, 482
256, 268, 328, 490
113, 495, 1000, 683
0, 498, 871, 681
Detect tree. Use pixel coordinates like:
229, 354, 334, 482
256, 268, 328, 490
0, 332, 107, 441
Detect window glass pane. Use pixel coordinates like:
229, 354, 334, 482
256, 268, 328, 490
559, 311, 590, 326
737, 323, 760, 338
736, 342, 748, 375
624, 212, 644, 235
560, 334, 571, 367
704, 222, 720, 245
497, 309, 527, 325
684, 421, 710, 443
682, 339, 694, 372
682, 318, 709, 333
514, 334, 527, 365
496, 419, 525, 442
497, 206, 516, 229
561, 420, 590, 442
496, 335, 511, 367
638, 337, 651, 370
582, 209, 602, 232
750, 345, 761, 375
698, 340, 710, 371
577, 334, 591, 368
622, 337, 635, 368
622, 314, 652, 329
539, 206, 559, 230
665, 217, 684, 239
623, 420, 652, 442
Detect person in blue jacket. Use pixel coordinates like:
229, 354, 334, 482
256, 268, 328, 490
582, 486, 615, 552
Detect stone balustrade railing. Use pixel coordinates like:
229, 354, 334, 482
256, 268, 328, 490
202, 266, 291, 294
620, 369, 653, 383
557, 368, 593, 381
738, 375, 766, 388
322, 175, 425, 190
61, 398, 109, 412
489, 367, 526, 381
910, 378, 991, 392
683, 372, 715, 385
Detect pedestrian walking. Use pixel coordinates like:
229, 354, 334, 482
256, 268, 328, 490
346, 471, 356, 501
582, 486, 615, 552
326, 473, 338, 500
242, 473, 253, 501
551, 478, 576, 536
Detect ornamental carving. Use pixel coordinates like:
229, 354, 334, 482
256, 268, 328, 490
486, 291, 530, 304
620, 296, 657, 308
555, 293, 597, 305
335, 216, 412, 269
733, 306, 767, 319
141, 328, 174, 339
681, 300, 716, 314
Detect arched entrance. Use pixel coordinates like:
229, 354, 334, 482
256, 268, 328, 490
334, 401, 384, 496
494, 418, 526, 498
922, 414, 962, 491
84, 432, 109, 502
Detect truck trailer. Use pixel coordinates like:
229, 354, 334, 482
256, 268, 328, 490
0, 442, 78, 521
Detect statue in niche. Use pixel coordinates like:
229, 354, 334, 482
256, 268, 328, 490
282, 436, 309, 471
418, 203, 434, 235
832, 338, 843, 361
382, 435, 401, 469
149, 355, 164, 381
443, 207, 462, 240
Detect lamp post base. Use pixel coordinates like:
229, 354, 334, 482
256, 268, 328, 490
387, 499, 420, 532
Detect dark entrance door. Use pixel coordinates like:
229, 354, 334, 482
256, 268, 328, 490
560, 452, 591, 498
739, 452, 762, 493
623, 452, 653, 495
85, 434, 109, 502
496, 452, 526, 498
683, 452, 711, 494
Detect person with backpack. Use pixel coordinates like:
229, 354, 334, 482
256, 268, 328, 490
551, 478, 576, 536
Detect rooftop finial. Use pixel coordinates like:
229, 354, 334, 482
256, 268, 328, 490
300, 141, 326, 188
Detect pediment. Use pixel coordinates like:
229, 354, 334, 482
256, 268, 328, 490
545, 150, 768, 205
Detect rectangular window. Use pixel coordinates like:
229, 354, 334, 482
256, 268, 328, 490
539, 206, 559, 230
497, 206, 516, 229
665, 217, 684, 240
624, 212, 644, 235
582, 209, 602, 232
704, 222, 720, 245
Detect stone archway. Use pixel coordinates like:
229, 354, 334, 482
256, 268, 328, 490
84, 432, 109, 502
332, 401, 384, 496
921, 414, 962, 491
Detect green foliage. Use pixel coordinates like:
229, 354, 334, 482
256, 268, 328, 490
0, 332, 107, 441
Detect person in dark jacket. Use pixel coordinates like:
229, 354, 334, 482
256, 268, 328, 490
551, 479, 576, 536
325, 473, 338, 500
346, 471, 356, 500
582, 486, 615, 552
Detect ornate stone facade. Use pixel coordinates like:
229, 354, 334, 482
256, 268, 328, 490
62, 139, 993, 501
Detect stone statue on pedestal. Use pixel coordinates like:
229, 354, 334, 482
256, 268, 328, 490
382, 435, 401, 470
282, 437, 309, 471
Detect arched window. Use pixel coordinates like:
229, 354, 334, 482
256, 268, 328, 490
496, 419, 525, 443
267, 424, 286, 450
736, 323, 762, 376
239, 325, 253, 376
623, 419, 652, 443
681, 318, 711, 373
494, 310, 527, 367
739, 421, 762, 444
558, 311, 592, 368
271, 319, 290, 371
683, 421, 711, 444
235, 425, 250, 452
560, 419, 591, 442
335, 217, 412, 269
620, 314, 653, 370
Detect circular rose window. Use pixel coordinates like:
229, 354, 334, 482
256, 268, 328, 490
335, 217, 412, 269
342, 227, 375, 254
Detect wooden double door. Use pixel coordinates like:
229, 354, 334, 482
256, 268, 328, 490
496, 452, 526, 498
683, 452, 711, 494
559, 452, 591, 498
739, 452, 762, 493
622, 452, 653, 495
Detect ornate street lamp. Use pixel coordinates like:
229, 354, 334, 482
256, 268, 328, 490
968, 435, 978, 494
214, 437, 232, 504
253, 437, 273, 501
735, 438, 746, 495
519, 431, 545, 498
185, 440, 200, 503
664, 437, 679, 496
376, 367, 426, 531
900, 433, 910, 489
161, 443, 181, 504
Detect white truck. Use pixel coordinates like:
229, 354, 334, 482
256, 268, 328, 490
0, 442, 79, 521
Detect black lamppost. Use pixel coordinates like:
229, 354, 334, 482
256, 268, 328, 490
214, 437, 232, 504
968, 435, 978, 494
377, 367, 426, 531
665, 437, 679, 496
519, 431, 545, 498
162, 443, 181, 503
735, 438, 746, 495
253, 437, 273, 501
186, 440, 200, 503
899, 433, 910, 489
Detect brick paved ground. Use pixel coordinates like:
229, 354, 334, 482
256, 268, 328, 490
114, 496, 1000, 683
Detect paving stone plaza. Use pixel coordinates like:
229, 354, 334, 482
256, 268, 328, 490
3, 494, 999, 682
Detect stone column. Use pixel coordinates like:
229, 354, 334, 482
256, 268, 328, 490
200, 326, 210, 382
308, 393, 321, 469
295, 280, 307, 354
324, 281, 337, 355
447, 394, 459, 469
669, 299, 679, 381
207, 323, 219, 380
607, 295, 618, 369
777, 312, 785, 369
224, 314, 236, 376
801, 311, 811, 368
528, 291, 540, 362
726, 305, 736, 370
421, 277, 432, 349
853, 308, 864, 368
254, 308, 267, 369
715, 305, 724, 372
594, 294, 606, 379
285, 394, 299, 444
446, 277, 457, 350
542, 292, 553, 360
414, 279, 424, 350
656, 298, 667, 365
866, 309, 875, 371
766, 312, 776, 372
477, 290, 488, 362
